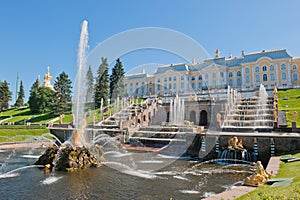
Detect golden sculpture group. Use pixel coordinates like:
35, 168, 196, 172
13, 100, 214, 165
227, 136, 272, 186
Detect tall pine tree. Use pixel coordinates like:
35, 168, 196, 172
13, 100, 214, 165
0, 80, 12, 111
85, 66, 94, 103
95, 57, 109, 107
109, 58, 125, 102
51, 72, 72, 116
15, 80, 25, 107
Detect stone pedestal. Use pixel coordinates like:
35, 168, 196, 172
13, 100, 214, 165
292, 122, 297, 132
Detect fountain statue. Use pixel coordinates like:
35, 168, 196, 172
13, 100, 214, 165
228, 136, 245, 151
35, 20, 103, 171
244, 161, 272, 186
218, 136, 256, 164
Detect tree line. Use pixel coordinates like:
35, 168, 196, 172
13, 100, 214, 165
0, 58, 125, 116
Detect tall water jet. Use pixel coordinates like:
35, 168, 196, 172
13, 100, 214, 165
169, 95, 185, 125
72, 20, 89, 147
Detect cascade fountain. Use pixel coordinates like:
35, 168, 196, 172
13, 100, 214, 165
221, 84, 274, 132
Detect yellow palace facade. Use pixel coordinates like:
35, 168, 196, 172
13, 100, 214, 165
124, 49, 300, 97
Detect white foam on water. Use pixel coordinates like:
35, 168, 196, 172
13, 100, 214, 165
202, 192, 216, 198
41, 176, 63, 185
122, 170, 158, 179
0, 173, 20, 179
138, 160, 164, 164
110, 153, 133, 158
173, 175, 189, 181
157, 154, 180, 159
20, 155, 40, 159
0, 150, 7, 153
153, 171, 177, 176
179, 190, 200, 194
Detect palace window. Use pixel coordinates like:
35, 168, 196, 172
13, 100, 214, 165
270, 65, 274, 71
136, 82, 139, 86
173, 83, 177, 89
181, 75, 184, 80
198, 82, 202, 89
180, 82, 184, 89
262, 66, 267, 71
157, 78, 160, 83
246, 76, 250, 83
205, 74, 209, 79
293, 64, 298, 70
229, 79, 233, 86
255, 66, 260, 72
245, 68, 250, 73
282, 72, 286, 80
263, 74, 268, 82
293, 73, 298, 81
212, 80, 216, 87
212, 73, 216, 78
168, 77, 172, 81
256, 75, 260, 82
130, 83, 133, 86
270, 74, 275, 81
281, 64, 286, 70
163, 84, 167, 90
173, 76, 177, 81
220, 72, 224, 77
164, 77, 167, 82
229, 72, 233, 77
191, 76, 195, 81
192, 83, 195, 89
198, 75, 202, 80
237, 78, 242, 85
157, 85, 160, 91
237, 71, 242, 76
141, 82, 144, 85
169, 83, 172, 89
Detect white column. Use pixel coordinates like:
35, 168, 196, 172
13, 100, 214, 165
252, 65, 255, 88
275, 64, 279, 85
233, 71, 236, 87
287, 62, 292, 86
224, 70, 227, 85
241, 67, 245, 88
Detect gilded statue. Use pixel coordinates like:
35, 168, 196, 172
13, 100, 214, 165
292, 111, 298, 123
244, 161, 272, 186
228, 136, 245, 151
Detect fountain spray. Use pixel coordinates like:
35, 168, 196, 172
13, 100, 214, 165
72, 20, 89, 147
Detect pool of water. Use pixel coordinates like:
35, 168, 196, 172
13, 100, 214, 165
0, 147, 252, 199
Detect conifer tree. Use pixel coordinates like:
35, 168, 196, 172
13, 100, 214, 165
28, 77, 54, 114
109, 58, 125, 102
85, 66, 94, 103
15, 81, 25, 107
95, 57, 109, 107
0, 80, 12, 111
51, 71, 72, 116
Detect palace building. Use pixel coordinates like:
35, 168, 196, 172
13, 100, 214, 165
124, 49, 300, 97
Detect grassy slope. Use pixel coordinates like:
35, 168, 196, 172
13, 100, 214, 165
237, 153, 300, 200
278, 88, 300, 127
0, 129, 50, 142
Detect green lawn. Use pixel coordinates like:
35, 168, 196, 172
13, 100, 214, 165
237, 152, 300, 200
0, 128, 50, 142
0, 107, 58, 124
278, 88, 300, 127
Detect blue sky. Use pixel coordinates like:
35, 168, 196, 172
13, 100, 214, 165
1, 0, 300, 103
